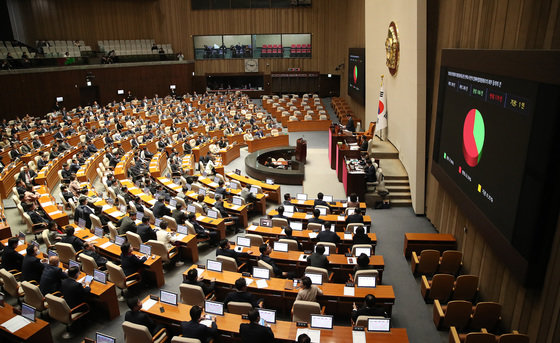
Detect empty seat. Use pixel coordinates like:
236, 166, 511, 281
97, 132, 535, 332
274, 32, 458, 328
452, 275, 479, 302
45, 293, 90, 339
469, 301, 502, 331
411, 249, 440, 276
433, 299, 472, 331
292, 300, 323, 323
421, 273, 455, 303
122, 320, 167, 343
439, 250, 463, 275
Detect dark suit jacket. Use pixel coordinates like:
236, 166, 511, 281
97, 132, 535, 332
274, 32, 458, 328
351, 305, 387, 322
152, 201, 171, 218
216, 248, 250, 264
61, 278, 90, 309
181, 319, 217, 342
314, 199, 332, 209
239, 322, 274, 342
172, 209, 188, 225
308, 217, 325, 225
224, 290, 261, 309
308, 252, 330, 270
117, 216, 137, 235
137, 224, 156, 243
1, 246, 23, 271
22, 255, 44, 282
352, 233, 372, 245
39, 265, 68, 294
120, 253, 145, 276
82, 249, 107, 267
125, 310, 158, 335
62, 235, 84, 253
316, 230, 341, 244
259, 255, 282, 277
346, 213, 365, 225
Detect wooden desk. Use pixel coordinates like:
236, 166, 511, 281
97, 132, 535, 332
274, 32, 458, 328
0, 160, 23, 199
141, 296, 408, 342
186, 266, 395, 318
226, 172, 281, 203
218, 144, 241, 165
246, 225, 377, 254
73, 227, 165, 288
0, 303, 53, 343
76, 150, 106, 183
287, 119, 332, 132
289, 199, 367, 215
266, 210, 372, 232
246, 134, 290, 153
114, 151, 135, 180
149, 151, 167, 178
230, 243, 384, 283
35, 146, 80, 190
36, 185, 69, 227
197, 176, 267, 215
181, 154, 194, 176
403, 233, 457, 258
328, 128, 355, 170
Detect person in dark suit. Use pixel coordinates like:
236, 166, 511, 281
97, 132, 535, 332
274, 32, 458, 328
283, 193, 292, 206
345, 208, 365, 225
316, 222, 341, 244
259, 244, 291, 278
239, 308, 274, 342
352, 226, 372, 245
364, 159, 377, 182
351, 294, 387, 323
61, 266, 91, 309
214, 180, 229, 197
22, 245, 44, 283
39, 255, 68, 295
117, 212, 137, 235
125, 297, 164, 335
224, 277, 263, 310
172, 204, 188, 225
313, 192, 332, 211
120, 242, 147, 276
187, 213, 219, 246
183, 268, 215, 296
61, 226, 84, 253
272, 205, 290, 223
353, 253, 377, 274
137, 216, 156, 243
1, 237, 23, 271
82, 241, 108, 268
280, 227, 302, 250
152, 196, 171, 218
345, 114, 355, 132
308, 208, 325, 225
216, 239, 252, 264
181, 305, 218, 343
308, 244, 330, 270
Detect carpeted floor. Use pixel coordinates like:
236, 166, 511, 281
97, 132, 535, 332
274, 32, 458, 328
1, 98, 448, 343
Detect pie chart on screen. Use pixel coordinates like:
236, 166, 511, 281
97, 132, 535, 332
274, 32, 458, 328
462, 108, 485, 167
353, 66, 358, 84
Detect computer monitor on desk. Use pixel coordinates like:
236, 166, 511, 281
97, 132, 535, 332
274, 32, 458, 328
368, 318, 390, 332
94, 269, 107, 284
205, 300, 224, 316
21, 303, 36, 322
305, 273, 323, 285
160, 290, 178, 306
139, 243, 151, 256
206, 259, 222, 272
115, 235, 125, 246
310, 314, 333, 329
237, 236, 251, 247
69, 259, 81, 271
258, 308, 276, 324
96, 332, 117, 343
356, 275, 376, 288
354, 247, 371, 257
253, 267, 270, 280
296, 193, 308, 201
323, 195, 333, 202
207, 209, 218, 219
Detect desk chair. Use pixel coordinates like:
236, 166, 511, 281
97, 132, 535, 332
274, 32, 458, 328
257, 260, 275, 277
106, 261, 141, 301
439, 250, 463, 275
0, 268, 24, 301
126, 232, 143, 250
90, 213, 105, 231
45, 293, 90, 339
147, 240, 178, 266
227, 301, 253, 315
278, 238, 299, 251
107, 221, 119, 241
433, 299, 472, 331
452, 275, 479, 302
179, 284, 214, 307
272, 217, 288, 228
217, 255, 246, 273
351, 244, 372, 256
305, 266, 333, 283
292, 300, 325, 323
55, 242, 80, 266
315, 205, 330, 214
469, 302, 502, 331
449, 327, 495, 343
23, 212, 46, 238
421, 273, 455, 303
79, 253, 98, 275
42, 229, 56, 250
245, 234, 264, 247
122, 320, 168, 343
350, 269, 380, 285
307, 223, 322, 232
21, 281, 48, 315
172, 337, 201, 343
355, 315, 385, 328
316, 242, 337, 254
143, 208, 156, 225
497, 332, 530, 343
411, 249, 440, 276
162, 215, 178, 231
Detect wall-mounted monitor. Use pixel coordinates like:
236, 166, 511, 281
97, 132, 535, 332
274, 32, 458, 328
348, 48, 365, 105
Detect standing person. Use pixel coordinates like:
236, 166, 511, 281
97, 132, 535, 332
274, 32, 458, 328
181, 305, 218, 343
239, 309, 274, 342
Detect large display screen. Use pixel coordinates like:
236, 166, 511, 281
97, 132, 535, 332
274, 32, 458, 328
434, 68, 537, 241
348, 48, 365, 105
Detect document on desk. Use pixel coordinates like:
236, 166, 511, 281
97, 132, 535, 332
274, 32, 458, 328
141, 299, 157, 311
247, 225, 257, 231
244, 278, 254, 286
99, 241, 113, 249
18, 250, 27, 255
1, 315, 31, 333
175, 233, 186, 241
230, 205, 240, 210
200, 319, 213, 328
256, 279, 268, 288
49, 210, 62, 215
102, 204, 112, 211
296, 329, 321, 343
344, 233, 353, 240
344, 286, 355, 296
147, 199, 157, 206
160, 178, 170, 183
42, 201, 52, 206
85, 236, 98, 242
305, 214, 313, 219
352, 330, 366, 343
111, 210, 125, 217
196, 268, 205, 277
338, 215, 346, 221
209, 182, 218, 188
308, 232, 318, 239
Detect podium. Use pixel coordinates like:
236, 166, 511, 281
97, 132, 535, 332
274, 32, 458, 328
295, 138, 307, 163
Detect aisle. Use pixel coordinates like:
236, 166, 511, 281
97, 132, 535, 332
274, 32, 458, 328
302, 148, 346, 199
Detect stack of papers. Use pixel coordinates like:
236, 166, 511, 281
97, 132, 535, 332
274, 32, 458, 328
344, 286, 355, 296
1, 316, 31, 333
256, 279, 268, 288
244, 278, 254, 286
49, 210, 62, 215
338, 215, 346, 221
296, 329, 321, 343
99, 241, 113, 249
247, 225, 257, 231
352, 330, 366, 343
141, 299, 157, 311
42, 201, 52, 206
85, 236, 98, 242
308, 232, 318, 239
111, 211, 125, 217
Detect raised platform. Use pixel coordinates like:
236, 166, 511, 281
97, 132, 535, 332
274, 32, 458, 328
244, 146, 305, 185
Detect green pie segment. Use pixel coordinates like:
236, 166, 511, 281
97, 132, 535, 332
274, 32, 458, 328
462, 109, 485, 167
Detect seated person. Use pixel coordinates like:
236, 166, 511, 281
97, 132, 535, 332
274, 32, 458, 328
181, 305, 218, 343
353, 253, 376, 273
1, 237, 23, 271
272, 205, 290, 223
120, 242, 147, 276
137, 216, 157, 242
216, 239, 252, 264
345, 208, 365, 225
152, 195, 171, 218
155, 222, 177, 249
352, 226, 372, 245
347, 193, 360, 208
364, 159, 377, 182
195, 194, 209, 214
239, 184, 257, 205
308, 208, 324, 225
314, 192, 332, 210
281, 227, 302, 250
224, 277, 264, 310
117, 211, 137, 235
316, 222, 341, 244
172, 203, 188, 225
184, 268, 215, 296
22, 244, 45, 283
259, 243, 292, 278
297, 334, 311, 343
351, 294, 387, 323
308, 244, 330, 270
187, 213, 219, 246
215, 180, 229, 197
125, 297, 164, 336
61, 225, 85, 252
283, 193, 292, 206
296, 276, 323, 302
239, 308, 274, 342
61, 266, 92, 309
39, 255, 68, 295
82, 241, 108, 269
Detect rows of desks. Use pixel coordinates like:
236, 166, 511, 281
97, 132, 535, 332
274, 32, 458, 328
266, 209, 372, 232
246, 134, 290, 153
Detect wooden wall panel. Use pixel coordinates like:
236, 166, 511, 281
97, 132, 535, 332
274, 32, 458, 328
426, 1, 560, 342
